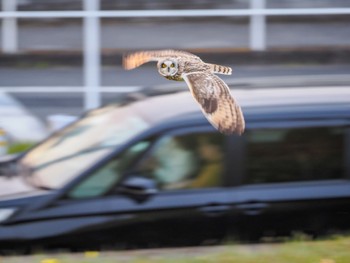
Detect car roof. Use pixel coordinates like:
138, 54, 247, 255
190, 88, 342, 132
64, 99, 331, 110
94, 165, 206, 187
116, 86, 350, 129
234, 86, 350, 109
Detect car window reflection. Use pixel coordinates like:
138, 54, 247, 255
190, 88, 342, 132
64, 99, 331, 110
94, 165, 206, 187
20, 105, 149, 189
67, 141, 151, 199
136, 132, 225, 190
244, 126, 347, 184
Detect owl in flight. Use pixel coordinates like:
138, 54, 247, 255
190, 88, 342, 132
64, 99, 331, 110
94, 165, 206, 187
123, 49, 245, 135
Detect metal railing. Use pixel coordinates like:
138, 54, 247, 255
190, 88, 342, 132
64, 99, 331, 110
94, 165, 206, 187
1, 0, 350, 110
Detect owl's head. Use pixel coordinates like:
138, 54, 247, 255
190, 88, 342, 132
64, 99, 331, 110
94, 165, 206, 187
157, 59, 178, 77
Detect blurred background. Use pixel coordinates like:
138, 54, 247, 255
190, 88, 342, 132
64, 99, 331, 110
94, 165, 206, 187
0, 0, 349, 152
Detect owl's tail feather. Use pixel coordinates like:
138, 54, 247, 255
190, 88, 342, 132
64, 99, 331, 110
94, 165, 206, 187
208, 63, 232, 75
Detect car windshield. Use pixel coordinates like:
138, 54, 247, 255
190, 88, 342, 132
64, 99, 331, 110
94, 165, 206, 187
18, 91, 201, 190
19, 103, 150, 190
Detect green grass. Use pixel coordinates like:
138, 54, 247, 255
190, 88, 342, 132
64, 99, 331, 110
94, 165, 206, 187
7, 142, 35, 154
2, 235, 350, 263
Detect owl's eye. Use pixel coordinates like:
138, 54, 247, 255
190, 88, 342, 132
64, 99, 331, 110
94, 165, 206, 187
161, 63, 167, 68
170, 63, 175, 68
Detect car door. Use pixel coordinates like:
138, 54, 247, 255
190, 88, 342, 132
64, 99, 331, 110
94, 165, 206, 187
9, 127, 234, 248
109, 127, 234, 246
227, 119, 350, 239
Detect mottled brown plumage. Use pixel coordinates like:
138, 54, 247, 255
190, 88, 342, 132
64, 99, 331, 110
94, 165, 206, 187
123, 49, 245, 135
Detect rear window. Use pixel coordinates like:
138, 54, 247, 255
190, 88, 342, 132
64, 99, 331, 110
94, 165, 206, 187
243, 126, 348, 184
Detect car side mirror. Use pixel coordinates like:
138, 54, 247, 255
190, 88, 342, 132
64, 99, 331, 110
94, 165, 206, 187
118, 176, 158, 200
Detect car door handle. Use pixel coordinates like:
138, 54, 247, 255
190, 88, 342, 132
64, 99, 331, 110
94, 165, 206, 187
236, 202, 268, 216
198, 204, 231, 217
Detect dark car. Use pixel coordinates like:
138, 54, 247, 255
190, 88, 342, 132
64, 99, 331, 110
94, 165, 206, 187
0, 86, 349, 251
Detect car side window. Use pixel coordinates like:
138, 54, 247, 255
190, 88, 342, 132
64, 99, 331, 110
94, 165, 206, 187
67, 141, 150, 199
244, 126, 347, 184
136, 132, 225, 190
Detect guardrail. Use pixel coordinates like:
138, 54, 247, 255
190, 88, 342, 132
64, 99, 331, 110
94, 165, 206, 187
1, 0, 350, 110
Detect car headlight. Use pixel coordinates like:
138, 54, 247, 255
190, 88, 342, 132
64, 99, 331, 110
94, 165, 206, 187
0, 208, 17, 223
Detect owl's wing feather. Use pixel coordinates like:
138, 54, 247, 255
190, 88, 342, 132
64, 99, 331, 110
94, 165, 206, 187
182, 72, 245, 135
123, 49, 199, 70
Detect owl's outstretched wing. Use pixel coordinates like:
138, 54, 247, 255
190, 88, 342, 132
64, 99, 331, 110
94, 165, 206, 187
123, 49, 199, 70
182, 72, 245, 135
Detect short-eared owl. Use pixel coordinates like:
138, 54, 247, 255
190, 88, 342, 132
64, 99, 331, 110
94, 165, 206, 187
123, 49, 245, 135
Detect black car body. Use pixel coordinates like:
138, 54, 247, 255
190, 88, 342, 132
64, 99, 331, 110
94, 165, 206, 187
0, 86, 349, 250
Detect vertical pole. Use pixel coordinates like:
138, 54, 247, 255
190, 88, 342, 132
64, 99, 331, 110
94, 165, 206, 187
1, 0, 18, 54
249, 0, 266, 51
83, 0, 101, 110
